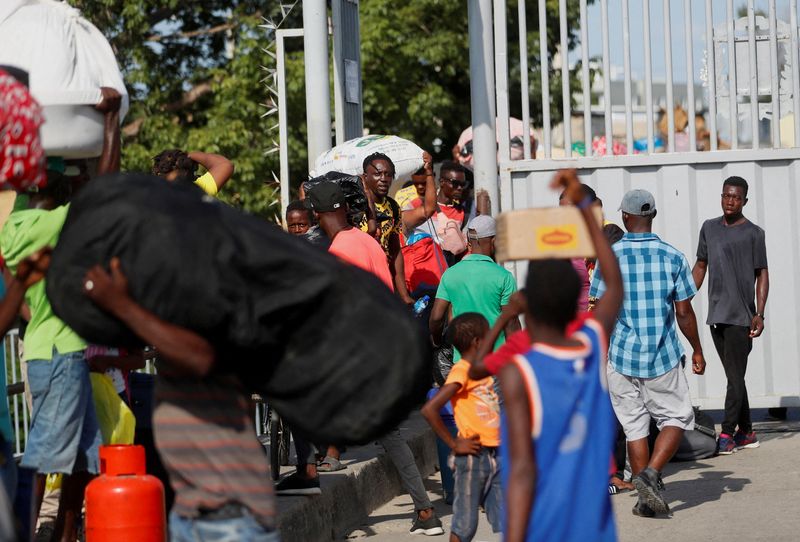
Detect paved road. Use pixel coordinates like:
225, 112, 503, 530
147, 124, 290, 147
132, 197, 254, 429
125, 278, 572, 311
345, 411, 800, 541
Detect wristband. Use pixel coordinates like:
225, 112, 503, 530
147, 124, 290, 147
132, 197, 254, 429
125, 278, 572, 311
755, 312, 765, 320
576, 195, 594, 210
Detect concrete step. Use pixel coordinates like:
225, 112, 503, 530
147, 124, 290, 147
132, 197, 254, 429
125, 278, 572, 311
274, 412, 438, 542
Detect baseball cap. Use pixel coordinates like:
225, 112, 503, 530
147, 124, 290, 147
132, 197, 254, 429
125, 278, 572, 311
619, 189, 656, 216
304, 182, 347, 213
467, 215, 497, 239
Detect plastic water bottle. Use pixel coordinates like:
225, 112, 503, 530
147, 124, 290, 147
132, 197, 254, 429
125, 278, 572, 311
413, 295, 430, 317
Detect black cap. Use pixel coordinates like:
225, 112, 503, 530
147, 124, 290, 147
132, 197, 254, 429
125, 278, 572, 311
304, 182, 347, 213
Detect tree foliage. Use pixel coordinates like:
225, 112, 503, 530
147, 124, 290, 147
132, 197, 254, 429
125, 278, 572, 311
73, 0, 288, 219
73, 0, 592, 216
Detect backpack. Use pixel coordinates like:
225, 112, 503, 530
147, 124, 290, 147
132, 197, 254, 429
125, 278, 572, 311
673, 407, 718, 460
436, 212, 467, 255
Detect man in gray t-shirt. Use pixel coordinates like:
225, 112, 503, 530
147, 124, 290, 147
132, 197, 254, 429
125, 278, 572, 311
692, 176, 769, 455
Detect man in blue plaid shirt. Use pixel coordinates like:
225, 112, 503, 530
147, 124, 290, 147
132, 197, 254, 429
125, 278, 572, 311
590, 189, 706, 519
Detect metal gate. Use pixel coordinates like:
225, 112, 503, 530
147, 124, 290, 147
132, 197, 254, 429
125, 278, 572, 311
490, 0, 800, 409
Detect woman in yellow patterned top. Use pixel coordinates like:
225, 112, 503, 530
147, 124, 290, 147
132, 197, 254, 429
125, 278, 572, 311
152, 149, 234, 197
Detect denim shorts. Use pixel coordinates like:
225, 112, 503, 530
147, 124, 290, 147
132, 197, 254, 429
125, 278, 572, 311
451, 447, 503, 541
169, 510, 281, 542
22, 349, 101, 474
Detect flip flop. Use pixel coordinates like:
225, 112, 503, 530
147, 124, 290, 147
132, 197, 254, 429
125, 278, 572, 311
317, 456, 346, 472
609, 480, 633, 495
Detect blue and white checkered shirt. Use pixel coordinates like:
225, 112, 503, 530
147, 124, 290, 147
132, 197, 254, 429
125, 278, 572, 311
589, 232, 697, 378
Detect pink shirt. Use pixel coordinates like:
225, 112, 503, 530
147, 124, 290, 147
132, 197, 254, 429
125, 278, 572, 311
572, 258, 590, 312
329, 228, 394, 291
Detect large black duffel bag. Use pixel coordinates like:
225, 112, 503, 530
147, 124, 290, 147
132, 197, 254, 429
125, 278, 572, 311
47, 173, 428, 444
302, 170, 368, 227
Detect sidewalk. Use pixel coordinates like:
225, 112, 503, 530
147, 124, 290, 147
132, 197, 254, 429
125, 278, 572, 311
615, 411, 800, 542
274, 412, 438, 542
344, 410, 800, 541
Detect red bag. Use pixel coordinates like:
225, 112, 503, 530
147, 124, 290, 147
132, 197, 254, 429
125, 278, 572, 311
402, 236, 447, 293
0, 70, 46, 191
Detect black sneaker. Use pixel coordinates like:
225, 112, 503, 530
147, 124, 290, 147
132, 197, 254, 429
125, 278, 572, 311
409, 512, 444, 536
275, 472, 321, 496
632, 467, 670, 515
632, 499, 656, 518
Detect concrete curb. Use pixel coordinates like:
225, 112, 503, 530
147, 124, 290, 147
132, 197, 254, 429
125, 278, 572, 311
276, 413, 438, 542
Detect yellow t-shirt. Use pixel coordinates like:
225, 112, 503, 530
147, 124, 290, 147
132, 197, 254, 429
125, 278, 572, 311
358, 197, 401, 255
194, 172, 218, 196
394, 185, 419, 210
444, 359, 501, 447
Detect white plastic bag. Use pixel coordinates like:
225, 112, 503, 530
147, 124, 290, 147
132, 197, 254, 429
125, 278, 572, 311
0, 0, 129, 158
313, 135, 425, 192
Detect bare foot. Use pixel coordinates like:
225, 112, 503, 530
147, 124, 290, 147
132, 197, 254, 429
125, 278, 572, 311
610, 477, 635, 491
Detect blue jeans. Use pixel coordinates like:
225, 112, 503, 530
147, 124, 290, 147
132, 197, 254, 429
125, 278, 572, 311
451, 448, 503, 541
169, 511, 280, 542
23, 349, 101, 474
435, 424, 458, 504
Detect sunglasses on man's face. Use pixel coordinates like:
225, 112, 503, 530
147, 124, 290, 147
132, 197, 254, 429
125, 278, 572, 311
442, 178, 466, 188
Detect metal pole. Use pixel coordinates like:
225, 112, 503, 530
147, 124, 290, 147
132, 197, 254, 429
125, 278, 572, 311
9, 338, 20, 455
685, 0, 696, 152
538, 0, 551, 158
792, 0, 800, 147
600, 0, 612, 149
580, 0, 592, 154
705, 0, 718, 151
468, 0, 499, 215
332, 0, 345, 146
643, 0, 655, 153
277, 30, 303, 220
768, 0, 780, 148
664, 0, 675, 152
727, 0, 739, 149
302, 0, 332, 172
519, 0, 531, 159
559, 0, 571, 157
747, 0, 759, 148
495, 0, 511, 164
622, 0, 633, 153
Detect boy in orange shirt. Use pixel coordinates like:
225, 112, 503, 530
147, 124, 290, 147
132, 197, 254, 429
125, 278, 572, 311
422, 313, 502, 542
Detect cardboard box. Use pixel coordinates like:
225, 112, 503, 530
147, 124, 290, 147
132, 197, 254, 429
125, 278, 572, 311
495, 206, 603, 262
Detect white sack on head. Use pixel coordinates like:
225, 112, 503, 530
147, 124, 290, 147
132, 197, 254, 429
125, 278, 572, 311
313, 135, 425, 193
0, 0, 129, 158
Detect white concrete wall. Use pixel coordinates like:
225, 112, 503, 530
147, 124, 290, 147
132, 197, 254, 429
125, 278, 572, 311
504, 155, 800, 409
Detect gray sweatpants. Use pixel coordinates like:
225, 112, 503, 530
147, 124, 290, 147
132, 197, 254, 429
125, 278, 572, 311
379, 429, 433, 511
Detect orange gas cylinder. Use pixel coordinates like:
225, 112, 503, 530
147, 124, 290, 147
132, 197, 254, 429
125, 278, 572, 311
85, 445, 166, 542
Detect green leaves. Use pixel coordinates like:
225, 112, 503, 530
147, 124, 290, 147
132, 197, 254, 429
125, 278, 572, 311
74, 0, 592, 219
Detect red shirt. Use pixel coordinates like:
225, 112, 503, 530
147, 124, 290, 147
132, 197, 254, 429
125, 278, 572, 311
328, 227, 394, 291
483, 313, 590, 375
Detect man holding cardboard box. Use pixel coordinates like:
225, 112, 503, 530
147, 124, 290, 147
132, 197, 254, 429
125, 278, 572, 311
589, 189, 706, 518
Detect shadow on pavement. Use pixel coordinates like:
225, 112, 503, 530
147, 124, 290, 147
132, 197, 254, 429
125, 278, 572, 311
665, 470, 750, 513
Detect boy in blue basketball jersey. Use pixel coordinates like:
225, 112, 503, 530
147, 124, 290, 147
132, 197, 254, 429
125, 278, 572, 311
499, 170, 624, 542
